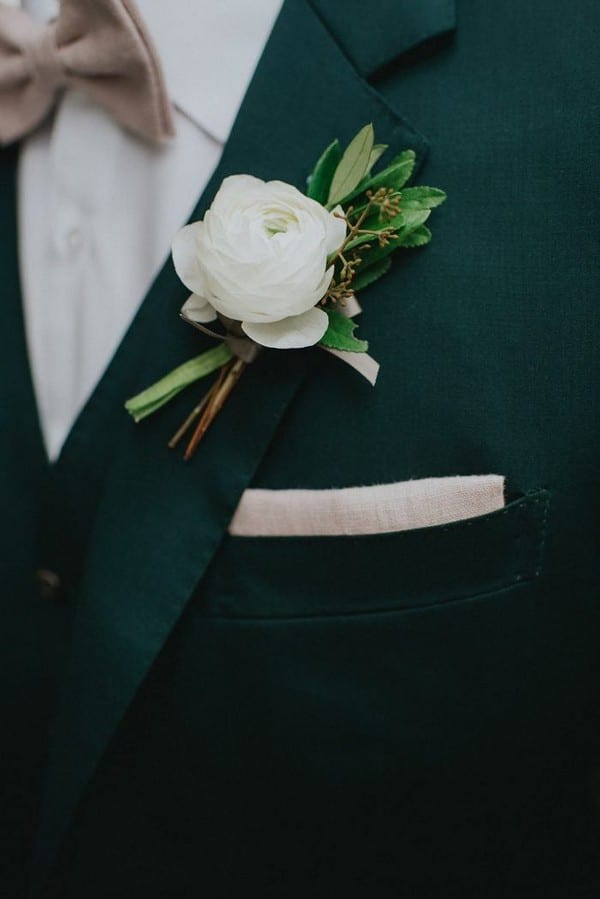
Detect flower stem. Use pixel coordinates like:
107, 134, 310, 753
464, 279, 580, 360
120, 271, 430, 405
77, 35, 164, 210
183, 358, 246, 460
168, 387, 213, 449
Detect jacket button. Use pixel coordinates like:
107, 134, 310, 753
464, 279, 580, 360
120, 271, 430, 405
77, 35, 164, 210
36, 568, 62, 601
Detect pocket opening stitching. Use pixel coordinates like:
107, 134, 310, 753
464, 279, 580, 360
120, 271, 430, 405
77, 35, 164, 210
206, 576, 537, 624
205, 491, 549, 621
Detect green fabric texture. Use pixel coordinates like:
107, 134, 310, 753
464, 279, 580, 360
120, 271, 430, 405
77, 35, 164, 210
0, 1, 599, 897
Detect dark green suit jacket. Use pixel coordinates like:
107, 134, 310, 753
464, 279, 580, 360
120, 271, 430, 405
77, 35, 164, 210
1, 1, 599, 896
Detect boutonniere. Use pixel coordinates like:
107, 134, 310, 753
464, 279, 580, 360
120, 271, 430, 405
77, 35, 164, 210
125, 124, 445, 459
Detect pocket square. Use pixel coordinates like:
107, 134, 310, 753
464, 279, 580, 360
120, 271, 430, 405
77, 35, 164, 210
228, 475, 506, 537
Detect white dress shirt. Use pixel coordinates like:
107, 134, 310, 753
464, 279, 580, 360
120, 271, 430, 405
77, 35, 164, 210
17, 0, 283, 461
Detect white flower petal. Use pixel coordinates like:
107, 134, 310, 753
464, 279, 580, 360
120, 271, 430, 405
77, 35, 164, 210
241, 307, 329, 349
181, 294, 217, 323
213, 175, 265, 209
176, 177, 347, 327
171, 223, 207, 296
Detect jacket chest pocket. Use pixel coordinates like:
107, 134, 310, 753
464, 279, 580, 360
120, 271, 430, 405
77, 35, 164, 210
198, 489, 549, 619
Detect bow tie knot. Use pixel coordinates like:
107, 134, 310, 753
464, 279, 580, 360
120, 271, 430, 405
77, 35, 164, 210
22, 22, 67, 94
0, 0, 175, 146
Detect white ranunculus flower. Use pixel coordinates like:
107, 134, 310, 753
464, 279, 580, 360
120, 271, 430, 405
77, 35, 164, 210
172, 175, 347, 349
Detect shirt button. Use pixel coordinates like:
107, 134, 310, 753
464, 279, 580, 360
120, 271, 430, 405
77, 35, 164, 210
36, 568, 62, 601
65, 227, 84, 253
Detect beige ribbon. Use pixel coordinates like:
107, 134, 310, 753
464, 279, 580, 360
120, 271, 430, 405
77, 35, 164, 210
320, 295, 380, 385
182, 294, 379, 383
320, 345, 380, 385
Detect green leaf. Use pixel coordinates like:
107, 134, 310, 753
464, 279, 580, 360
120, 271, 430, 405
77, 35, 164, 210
398, 186, 446, 209
352, 257, 392, 293
124, 343, 233, 423
343, 209, 428, 254
342, 149, 416, 206
306, 139, 342, 204
320, 308, 369, 353
344, 229, 386, 254
355, 237, 404, 270
375, 149, 417, 190
387, 208, 432, 232
367, 143, 388, 173
385, 149, 417, 186
327, 124, 374, 208
398, 224, 432, 248
354, 211, 431, 270
126, 386, 187, 421
342, 144, 388, 206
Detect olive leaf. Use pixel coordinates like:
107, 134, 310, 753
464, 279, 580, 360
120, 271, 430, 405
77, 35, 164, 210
320, 308, 369, 353
327, 124, 374, 208
306, 139, 342, 205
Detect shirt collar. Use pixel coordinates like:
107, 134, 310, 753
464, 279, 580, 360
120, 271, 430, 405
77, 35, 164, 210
139, 0, 284, 144
21, 0, 58, 19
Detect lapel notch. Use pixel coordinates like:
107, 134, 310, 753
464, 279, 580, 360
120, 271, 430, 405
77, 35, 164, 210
308, 0, 456, 79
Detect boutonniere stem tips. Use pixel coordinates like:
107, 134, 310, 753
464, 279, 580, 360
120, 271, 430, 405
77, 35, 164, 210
125, 124, 446, 459
168, 356, 246, 460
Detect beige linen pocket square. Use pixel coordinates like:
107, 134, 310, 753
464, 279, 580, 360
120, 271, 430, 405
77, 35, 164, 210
228, 475, 506, 537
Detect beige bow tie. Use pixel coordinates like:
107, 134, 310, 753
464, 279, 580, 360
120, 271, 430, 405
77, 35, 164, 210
0, 0, 175, 145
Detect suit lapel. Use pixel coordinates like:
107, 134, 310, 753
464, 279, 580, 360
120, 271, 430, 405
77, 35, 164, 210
32, 0, 437, 890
